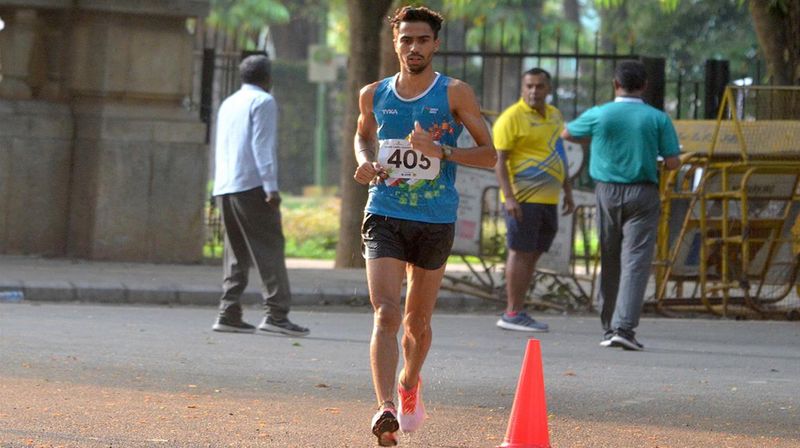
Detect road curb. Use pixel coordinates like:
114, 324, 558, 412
7, 282, 503, 312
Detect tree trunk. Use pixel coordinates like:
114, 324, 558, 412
335, 0, 394, 268
379, 0, 404, 79
270, 0, 320, 62
598, 1, 629, 55
749, 0, 800, 86
596, 2, 630, 102
563, 0, 581, 26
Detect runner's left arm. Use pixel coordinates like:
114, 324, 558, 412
448, 80, 496, 168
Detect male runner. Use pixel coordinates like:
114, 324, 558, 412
352, 6, 496, 446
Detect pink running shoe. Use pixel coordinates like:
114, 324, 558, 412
371, 407, 399, 446
397, 377, 426, 433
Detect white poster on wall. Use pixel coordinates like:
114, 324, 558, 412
537, 189, 595, 276
453, 166, 498, 255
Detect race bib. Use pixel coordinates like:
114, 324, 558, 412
378, 139, 440, 180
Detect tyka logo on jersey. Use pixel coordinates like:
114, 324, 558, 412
381, 109, 399, 115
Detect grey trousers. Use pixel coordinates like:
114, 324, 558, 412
595, 182, 661, 333
217, 187, 291, 320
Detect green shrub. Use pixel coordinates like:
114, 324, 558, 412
205, 194, 598, 262
282, 195, 340, 259
203, 194, 341, 260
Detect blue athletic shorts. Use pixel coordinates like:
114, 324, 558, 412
361, 213, 455, 270
504, 203, 558, 253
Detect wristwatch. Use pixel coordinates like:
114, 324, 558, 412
441, 144, 453, 160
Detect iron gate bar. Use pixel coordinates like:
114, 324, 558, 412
536, 29, 542, 67
200, 48, 214, 143
592, 32, 599, 105
499, 21, 505, 109
572, 32, 580, 118
480, 24, 487, 98
676, 72, 683, 119
553, 27, 560, 105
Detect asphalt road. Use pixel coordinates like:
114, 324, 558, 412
1, 302, 799, 447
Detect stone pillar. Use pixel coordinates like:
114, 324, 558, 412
65, 7, 208, 262
0, 100, 73, 256
0, 1, 210, 263
0, 4, 72, 256
0, 8, 37, 99
38, 9, 67, 100
68, 102, 207, 262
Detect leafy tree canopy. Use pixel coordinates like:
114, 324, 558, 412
596, 0, 757, 76
440, 0, 581, 51
208, 0, 290, 32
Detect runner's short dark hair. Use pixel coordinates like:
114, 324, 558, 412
389, 6, 444, 39
523, 68, 551, 82
614, 60, 647, 91
239, 54, 271, 85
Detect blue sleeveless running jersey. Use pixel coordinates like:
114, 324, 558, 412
366, 73, 463, 223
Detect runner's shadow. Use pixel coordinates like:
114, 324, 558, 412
256, 332, 370, 345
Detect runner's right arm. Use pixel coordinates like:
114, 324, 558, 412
353, 83, 388, 185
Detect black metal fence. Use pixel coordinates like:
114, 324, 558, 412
435, 23, 638, 121
434, 21, 763, 121
194, 18, 766, 259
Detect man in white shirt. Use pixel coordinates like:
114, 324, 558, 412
211, 54, 309, 337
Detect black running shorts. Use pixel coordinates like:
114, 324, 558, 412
361, 213, 455, 270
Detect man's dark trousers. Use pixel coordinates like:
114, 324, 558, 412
217, 187, 291, 320
595, 181, 661, 333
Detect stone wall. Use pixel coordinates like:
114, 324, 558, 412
0, 0, 209, 263
0, 101, 72, 256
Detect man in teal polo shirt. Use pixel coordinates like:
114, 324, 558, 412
562, 60, 681, 351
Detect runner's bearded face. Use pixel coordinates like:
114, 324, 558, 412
394, 21, 439, 75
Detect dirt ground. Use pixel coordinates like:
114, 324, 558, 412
1, 377, 794, 448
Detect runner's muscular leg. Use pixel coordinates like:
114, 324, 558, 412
399, 263, 446, 390
367, 257, 406, 408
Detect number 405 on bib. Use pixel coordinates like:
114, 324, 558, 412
378, 139, 441, 180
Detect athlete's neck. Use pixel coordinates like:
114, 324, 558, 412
614, 88, 645, 99
395, 69, 437, 99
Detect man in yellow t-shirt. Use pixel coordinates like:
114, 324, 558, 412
493, 67, 575, 332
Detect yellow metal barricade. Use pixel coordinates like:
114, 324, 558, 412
656, 86, 800, 319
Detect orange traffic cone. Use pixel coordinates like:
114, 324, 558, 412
498, 338, 551, 448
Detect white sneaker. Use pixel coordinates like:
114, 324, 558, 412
397, 378, 426, 433
371, 408, 399, 446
